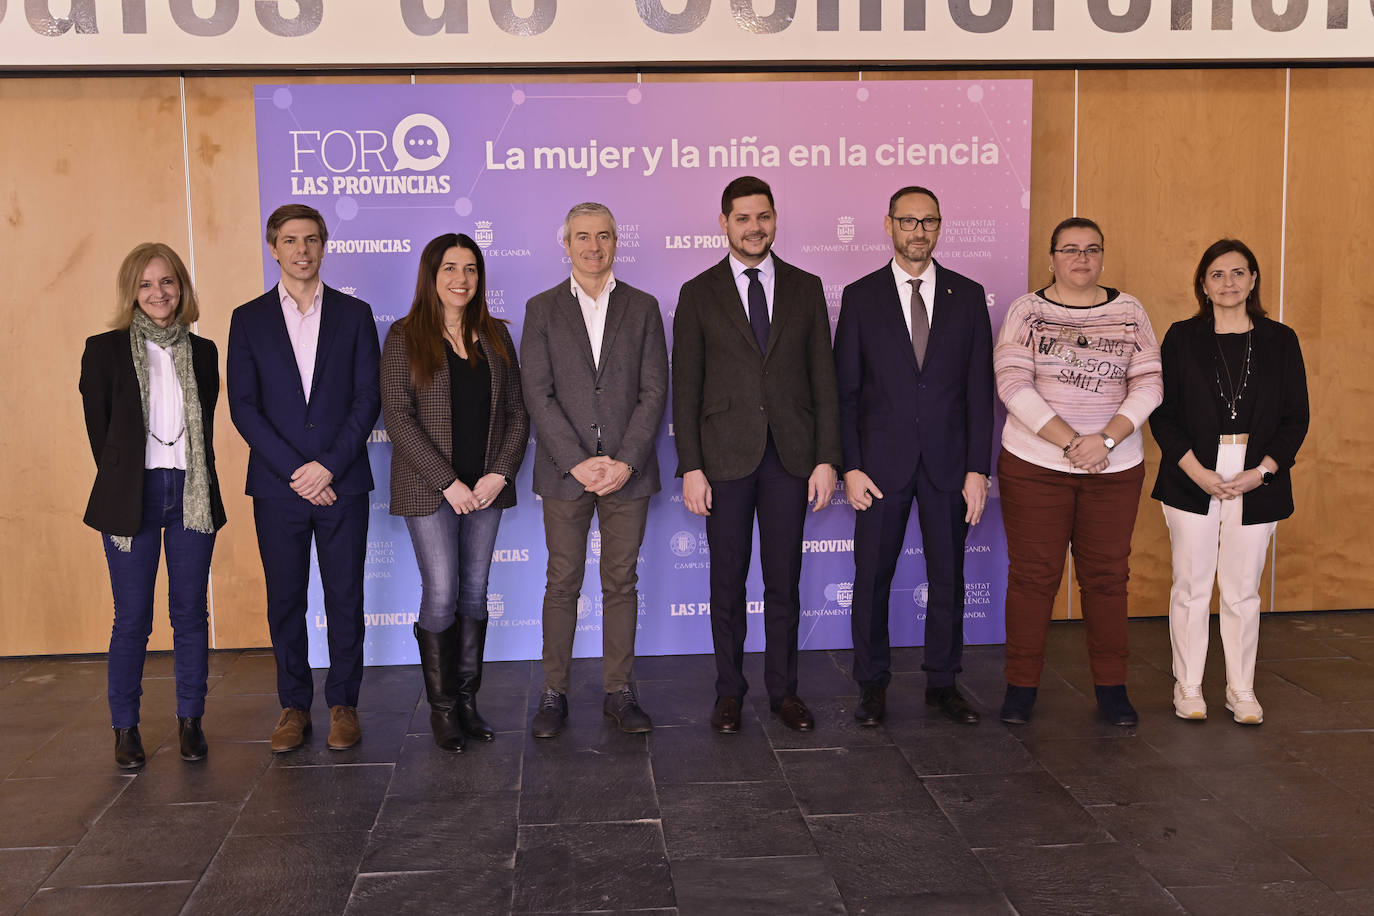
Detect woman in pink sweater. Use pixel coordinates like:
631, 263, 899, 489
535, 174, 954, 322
993, 218, 1162, 726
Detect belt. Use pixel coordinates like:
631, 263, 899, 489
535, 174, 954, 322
1218, 433, 1249, 445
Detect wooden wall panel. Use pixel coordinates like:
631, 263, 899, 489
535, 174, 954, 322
1076, 69, 1289, 618
1278, 69, 1374, 612
0, 77, 189, 655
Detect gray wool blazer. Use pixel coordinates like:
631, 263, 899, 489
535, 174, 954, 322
519, 278, 668, 502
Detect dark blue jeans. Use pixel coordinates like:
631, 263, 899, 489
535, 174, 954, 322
102, 468, 216, 728
404, 503, 503, 632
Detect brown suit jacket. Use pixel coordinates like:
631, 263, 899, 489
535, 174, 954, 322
380, 320, 528, 516
672, 254, 842, 481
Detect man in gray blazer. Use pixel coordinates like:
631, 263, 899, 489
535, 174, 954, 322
521, 202, 669, 737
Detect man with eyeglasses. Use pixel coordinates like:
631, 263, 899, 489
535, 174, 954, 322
833, 185, 994, 725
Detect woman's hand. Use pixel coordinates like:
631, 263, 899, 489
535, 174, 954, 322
1185, 464, 1234, 499
442, 478, 480, 514
1218, 468, 1265, 498
1066, 434, 1110, 470
470, 473, 507, 509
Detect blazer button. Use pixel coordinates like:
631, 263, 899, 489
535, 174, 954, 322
595, 387, 603, 394
307, 422, 315, 429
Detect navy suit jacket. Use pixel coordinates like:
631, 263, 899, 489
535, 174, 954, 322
833, 259, 993, 493
227, 284, 381, 499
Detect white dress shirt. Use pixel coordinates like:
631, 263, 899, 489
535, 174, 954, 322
892, 258, 936, 334
729, 253, 775, 320
144, 339, 187, 470
570, 273, 615, 368
278, 280, 323, 400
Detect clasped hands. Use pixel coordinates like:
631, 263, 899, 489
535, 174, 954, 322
291, 460, 336, 506
1189, 466, 1265, 501
443, 473, 507, 515
571, 456, 633, 497
1064, 435, 1111, 474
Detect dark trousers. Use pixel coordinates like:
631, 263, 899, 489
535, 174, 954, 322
253, 493, 368, 710
998, 449, 1144, 687
850, 460, 969, 689
706, 437, 807, 703
102, 469, 216, 728
540, 492, 650, 694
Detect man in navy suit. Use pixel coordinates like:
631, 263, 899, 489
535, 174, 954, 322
833, 186, 993, 726
228, 204, 381, 753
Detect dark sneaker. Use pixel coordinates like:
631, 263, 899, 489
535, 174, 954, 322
531, 688, 568, 738
603, 685, 653, 734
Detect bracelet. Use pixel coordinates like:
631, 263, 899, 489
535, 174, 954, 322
1062, 432, 1079, 457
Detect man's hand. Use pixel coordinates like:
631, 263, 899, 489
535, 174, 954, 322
962, 472, 989, 525
591, 460, 633, 497
291, 461, 334, 501
570, 457, 608, 490
843, 469, 884, 511
683, 469, 712, 517
307, 485, 337, 507
808, 463, 837, 513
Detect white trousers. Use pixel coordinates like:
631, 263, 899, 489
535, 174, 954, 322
1163, 443, 1277, 691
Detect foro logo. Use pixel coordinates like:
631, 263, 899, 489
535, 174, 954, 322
392, 113, 450, 172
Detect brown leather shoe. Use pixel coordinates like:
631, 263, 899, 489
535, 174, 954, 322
710, 696, 741, 733
771, 695, 815, 731
328, 705, 362, 750
270, 708, 310, 753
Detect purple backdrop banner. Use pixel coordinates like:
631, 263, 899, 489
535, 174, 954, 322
251, 80, 1031, 667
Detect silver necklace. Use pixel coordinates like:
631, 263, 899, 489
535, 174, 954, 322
1214, 330, 1252, 421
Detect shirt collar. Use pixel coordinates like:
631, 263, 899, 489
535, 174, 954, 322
570, 272, 616, 302
891, 258, 936, 290
277, 280, 323, 315
729, 253, 774, 283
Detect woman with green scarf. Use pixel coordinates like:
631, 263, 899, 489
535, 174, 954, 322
80, 243, 227, 769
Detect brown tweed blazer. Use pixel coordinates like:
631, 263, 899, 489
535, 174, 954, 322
380, 319, 528, 516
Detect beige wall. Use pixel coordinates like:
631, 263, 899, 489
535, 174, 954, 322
1, 67, 1365, 656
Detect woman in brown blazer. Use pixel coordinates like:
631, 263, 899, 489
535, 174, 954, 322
381, 233, 528, 752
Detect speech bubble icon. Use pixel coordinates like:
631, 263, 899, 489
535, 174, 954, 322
391, 113, 450, 172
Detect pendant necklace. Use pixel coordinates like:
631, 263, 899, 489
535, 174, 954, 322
1214, 330, 1252, 421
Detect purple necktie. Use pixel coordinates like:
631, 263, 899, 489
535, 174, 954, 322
745, 267, 769, 354
909, 278, 929, 369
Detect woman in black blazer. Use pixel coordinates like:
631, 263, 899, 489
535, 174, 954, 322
80, 243, 227, 768
1149, 238, 1308, 726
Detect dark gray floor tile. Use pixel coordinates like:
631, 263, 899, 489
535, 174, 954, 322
1026, 734, 1212, 806
0, 658, 106, 712
671, 855, 845, 915
628, 677, 715, 729
1341, 887, 1374, 915
521, 738, 658, 825
354, 664, 423, 713
231, 762, 392, 836
0, 657, 38, 688
512, 821, 672, 912
387, 732, 522, 798
1190, 762, 1374, 837
659, 780, 814, 859
891, 726, 1040, 777
208, 652, 279, 696
807, 810, 994, 907
775, 746, 933, 815
647, 721, 783, 786
847, 892, 1017, 915
1274, 835, 1374, 891
346, 869, 511, 916
10, 717, 177, 778
1142, 714, 1298, 769
138, 649, 242, 679
1278, 730, 1374, 805
0, 774, 131, 847
977, 842, 1184, 916
1248, 667, 1372, 731
113, 738, 272, 805
924, 771, 1113, 848
0, 847, 68, 915
1091, 798, 1310, 887
44, 801, 239, 887
191, 692, 287, 743
1170, 880, 1360, 915
183, 831, 367, 916
755, 694, 900, 749
23, 881, 195, 916
361, 791, 518, 874
1304, 612, 1374, 640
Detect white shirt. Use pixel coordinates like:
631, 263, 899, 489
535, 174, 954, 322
278, 281, 323, 400
892, 258, 936, 334
144, 339, 187, 470
729, 253, 775, 320
570, 272, 616, 368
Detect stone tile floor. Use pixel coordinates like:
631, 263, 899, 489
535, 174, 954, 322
3, 611, 1374, 914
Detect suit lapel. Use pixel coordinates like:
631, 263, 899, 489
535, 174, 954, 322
260, 292, 307, 409
711, 259, 759, 353
764, 257, 793, 360
309, 286, 340, 406
562, 284, 598, 374
880, 265, 921, 377
597, 283, 629, 380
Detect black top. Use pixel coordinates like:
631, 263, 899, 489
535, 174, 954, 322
1214, 331, 1256, 434
1035, 286, 1122, 309
446, 343, 491, 488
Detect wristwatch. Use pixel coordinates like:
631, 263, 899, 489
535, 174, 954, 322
1100, 433, 1117, 452
1260, 469, 1274, 486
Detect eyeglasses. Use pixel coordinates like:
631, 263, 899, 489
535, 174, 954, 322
891, 216, 942, 232
1052, 246, 1104, 259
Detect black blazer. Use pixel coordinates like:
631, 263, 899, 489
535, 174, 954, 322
80, 328, 227, 536
834, 260, 994, 493
672, 254, 842, 482
1148, 315, 1308, 524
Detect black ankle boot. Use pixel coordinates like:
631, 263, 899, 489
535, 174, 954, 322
114, 725, 145, 769
178, 716, 208, 761
454, 617, 495, 741
999, 685, 1038, 725
1095, 684, 1138, 727
414, 623, 465, 752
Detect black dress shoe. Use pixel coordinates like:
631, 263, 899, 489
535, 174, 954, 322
710, 696, 741, 733
1095, 684, 1138, 727
854, 685, 886, 726
114, 725, 145, 769
178, 716, 208, 761
771, 695, 815, 731
926, 686, 980, 724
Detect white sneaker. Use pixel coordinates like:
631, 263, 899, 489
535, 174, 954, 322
1226, 686, 1264, 725
1173, 683, 1207, 720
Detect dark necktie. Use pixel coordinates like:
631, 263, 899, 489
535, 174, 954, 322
909, 278, 929, 369
745, 267, 769, 354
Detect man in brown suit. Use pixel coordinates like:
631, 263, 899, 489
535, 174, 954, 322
672, 176, 842, 733
521, 202, 669, 737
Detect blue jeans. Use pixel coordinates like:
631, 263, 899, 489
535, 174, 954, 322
102, 469, 216, 728
405, 503, 503, 632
